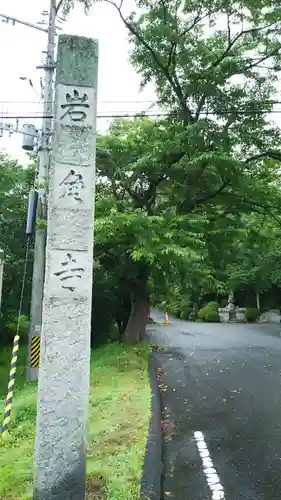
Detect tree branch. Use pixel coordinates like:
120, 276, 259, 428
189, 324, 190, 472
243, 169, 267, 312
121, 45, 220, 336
159, 0, 168, 24
179, 11, 204, 37
211, 21, 278, 69
195, 95, 207, 121
179, 7, 224, 38
123, 174, 165, 210
226, 11, 231, 45
245, 151, 281, 163
244, 44, 281, 71
56, 0, 64, 13
167, 41, 176, 69
226, 194, 281, 227
223, 113, 236, 133
104, 0, 194, 125
195, 181, 229, 206
147, 175, 165, 208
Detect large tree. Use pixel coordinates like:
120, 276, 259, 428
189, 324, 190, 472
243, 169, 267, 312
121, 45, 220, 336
93, 0, 281, 339
95, 116, 281, 340
0, 154, 34, 328
62, 0, 281, 337
95, 118, 207, 342
103, 0, 281, 121
224, 214, 281, 307
88, 0, 281, 220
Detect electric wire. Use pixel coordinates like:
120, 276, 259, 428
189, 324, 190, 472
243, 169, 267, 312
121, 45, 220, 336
2, 108, 281, 120
15, 238, 30, 335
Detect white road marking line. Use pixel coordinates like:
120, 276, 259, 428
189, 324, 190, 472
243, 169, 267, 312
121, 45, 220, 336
194, 431, 225, 500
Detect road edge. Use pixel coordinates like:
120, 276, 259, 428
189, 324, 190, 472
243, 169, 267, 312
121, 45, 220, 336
140, 353, 163, 500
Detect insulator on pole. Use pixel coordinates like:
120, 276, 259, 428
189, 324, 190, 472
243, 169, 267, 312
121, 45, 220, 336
26, 190, 38, 235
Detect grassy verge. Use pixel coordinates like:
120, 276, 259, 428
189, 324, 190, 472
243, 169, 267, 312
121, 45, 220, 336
0, 342, 151, 500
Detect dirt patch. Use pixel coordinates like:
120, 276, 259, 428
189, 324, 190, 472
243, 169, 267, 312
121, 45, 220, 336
89, 422, 140, 458
0, 497, 21, 500
85, 476, 105, 499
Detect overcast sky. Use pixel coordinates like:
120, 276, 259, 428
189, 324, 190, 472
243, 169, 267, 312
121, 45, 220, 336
1, 1, 281, 165
0, 0, 156, 164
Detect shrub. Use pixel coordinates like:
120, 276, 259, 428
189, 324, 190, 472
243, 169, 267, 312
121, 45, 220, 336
205, 310, 220, 322
245, 307, 260, 323
204, 301, 219, 311
198, 307, 207, 321
199, 301, 219, 321
179, 305, 193, 320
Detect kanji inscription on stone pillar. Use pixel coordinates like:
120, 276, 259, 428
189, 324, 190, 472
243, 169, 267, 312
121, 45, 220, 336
33, 35, 98, 500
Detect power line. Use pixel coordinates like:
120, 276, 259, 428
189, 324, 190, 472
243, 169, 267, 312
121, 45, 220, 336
2, 109, 281, 120
2, 99, 281, 105
0, 100, 158, 104
0, 115, 53, 119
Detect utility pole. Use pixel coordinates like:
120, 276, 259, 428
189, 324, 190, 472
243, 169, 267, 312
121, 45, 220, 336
26, 0, 57, 381
1, 4, 57, 381
0, 10, 55, 372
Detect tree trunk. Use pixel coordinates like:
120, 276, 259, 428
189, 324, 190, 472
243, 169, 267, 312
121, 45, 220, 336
256, 291, 260, 310
123, 277, 149, 344
115, 294, 131, 336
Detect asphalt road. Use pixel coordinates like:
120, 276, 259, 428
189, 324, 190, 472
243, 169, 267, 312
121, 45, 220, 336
148, 309, 281, 500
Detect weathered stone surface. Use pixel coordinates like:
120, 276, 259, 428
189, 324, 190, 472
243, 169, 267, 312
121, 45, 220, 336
56, 35, 98, 87
259, 310, 281, 323
44, 248, 93, 297
33, 34, 98, 500
218, 309, 230, 323
50, 163, 94, 210
236, 310, 246, 321
55, 84, 97, 128
226, 291, 235, 311
47, 209, 93, 251
218, 307, 246, 323
52, 126, 96, 166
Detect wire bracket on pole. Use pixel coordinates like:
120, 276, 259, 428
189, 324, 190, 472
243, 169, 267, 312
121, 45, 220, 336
36, 64, 56, 70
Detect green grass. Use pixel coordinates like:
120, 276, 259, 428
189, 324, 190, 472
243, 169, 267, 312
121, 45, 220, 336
0, 342, 151, 500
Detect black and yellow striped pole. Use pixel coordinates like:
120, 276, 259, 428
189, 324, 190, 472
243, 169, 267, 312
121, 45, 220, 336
1, 334, 20, 437
1, 195, 37, 437
30, 335, 40, 368
1, 235, 31, 438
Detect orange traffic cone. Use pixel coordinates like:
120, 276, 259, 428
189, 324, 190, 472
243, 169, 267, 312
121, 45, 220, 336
163, 312, 169, 325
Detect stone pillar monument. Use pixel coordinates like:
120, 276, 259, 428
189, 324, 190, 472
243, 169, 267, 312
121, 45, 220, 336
226, 290, 235, 311
33, 35, 98, 500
